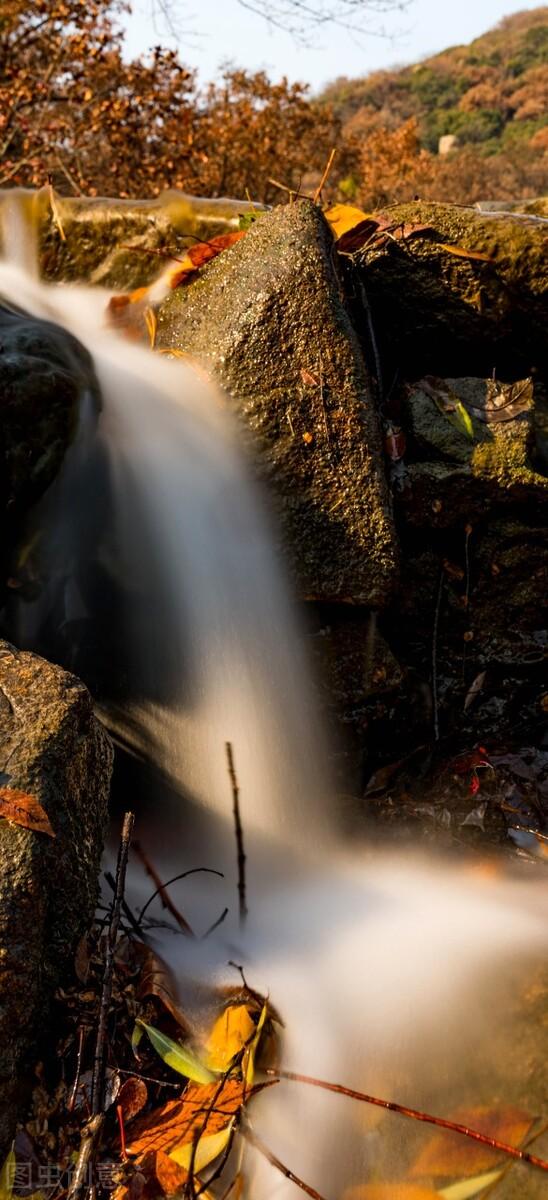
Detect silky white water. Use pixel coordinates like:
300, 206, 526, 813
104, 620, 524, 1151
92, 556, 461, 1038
1, 206, 547, 1196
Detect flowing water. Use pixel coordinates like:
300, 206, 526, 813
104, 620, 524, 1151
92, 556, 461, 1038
1, 197, 548, 1197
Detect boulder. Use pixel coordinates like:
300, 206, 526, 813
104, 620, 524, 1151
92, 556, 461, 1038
0, 303, 98, 571
0, 187, 266, 290
156, 201, 398, 606
0, 641, 112, 1155
400, 376, 548, 527
355, 201, 548, 380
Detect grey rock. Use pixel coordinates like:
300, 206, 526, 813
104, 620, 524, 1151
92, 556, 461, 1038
156, 201, 398, 606
0, 641, 112, 1155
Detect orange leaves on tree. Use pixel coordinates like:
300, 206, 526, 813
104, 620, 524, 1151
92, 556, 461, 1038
0, 786, 55, 837
409, 1106, 535, 1178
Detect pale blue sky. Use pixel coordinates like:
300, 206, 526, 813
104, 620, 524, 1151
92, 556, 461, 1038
122, 1, 544, 90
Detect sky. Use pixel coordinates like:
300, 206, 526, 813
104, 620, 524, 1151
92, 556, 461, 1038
122, 0, 544, 91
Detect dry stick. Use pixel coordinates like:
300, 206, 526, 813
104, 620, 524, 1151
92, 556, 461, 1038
432, 569, 444, 742
133, 842, 195, 936
241, 1122, 328, 1200
266, 1070, 548, 1173
138, 866, 223, 926
103, 870, 143, 938
66, 1114, 104, 1200
91, 812, 135, 1116
226, 742, 248, 926
313, 147, 336, 205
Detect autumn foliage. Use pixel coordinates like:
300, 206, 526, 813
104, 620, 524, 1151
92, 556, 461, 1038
1, 1, 547, 206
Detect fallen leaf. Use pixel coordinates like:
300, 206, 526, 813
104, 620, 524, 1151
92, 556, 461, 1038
118, 1076, 148, 1122
170, 1119, 234, 1171
438, 1170, 503, 1199
302, 431, 314, 444
464, 672, 487, 712
324, 203, 375, 240
124, 1077, 245, 1160
205, 1004, 257, 1074
0, 788, 55, 837
436, 244, 492, 262
136, 1021, 217, 1084
418, 378, 476, 442
409, 1106, 534, 1177
134, 943, 192, 1034
0, 1147, 15, 1200
345, 1185, 440, 1199
301, 368, 319, 387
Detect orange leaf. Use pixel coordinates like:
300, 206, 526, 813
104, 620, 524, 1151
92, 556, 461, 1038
436, 243, 493, 262
125, 1077, 244, 1161
118, 1076, 148, 1122
409, 1106, 534, 1178
0, 787, 55, 837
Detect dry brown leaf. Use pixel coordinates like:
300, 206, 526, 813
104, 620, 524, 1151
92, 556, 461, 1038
0, 787, 55, 837
134, 943, 192, 1035
409, 1106, 534, 1178
118, 1076, 148, 1122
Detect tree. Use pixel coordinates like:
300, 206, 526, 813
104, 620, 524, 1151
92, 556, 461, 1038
0, 0, 336, 198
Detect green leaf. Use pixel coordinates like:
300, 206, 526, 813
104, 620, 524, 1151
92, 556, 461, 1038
170, 1119, 234, 1172
131, 1022, 144, 1054
0, 1147, 15, 1200
438, 1170, 503, 1199
136, 1020, 217, 1084
453, 400, 475, 441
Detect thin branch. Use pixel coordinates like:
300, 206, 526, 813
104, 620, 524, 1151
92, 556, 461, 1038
241, 1121, 328, 1200
134, 844, 201, 935
226, 742, 248, 926
313, 147, 336, 205
91, 812, 134, 1116
266, 1069, 548, 1172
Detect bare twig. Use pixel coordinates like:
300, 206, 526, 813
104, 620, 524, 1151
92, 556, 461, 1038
103, 870, 143, 938
226, 743, 248, 926
432, 569, 444, 742
202, 906, 229, 939
266, 1069, 548, 1172
241, 1121, 328, 1200
133, 843, 196, 935
66, 1114, 104, 1200
91, 812, 134, 1116
313, 147, 336, 204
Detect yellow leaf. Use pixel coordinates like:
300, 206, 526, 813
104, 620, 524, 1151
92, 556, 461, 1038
438, 1171, 503, 1199
345, 1186, 440, 1200
324, 203, 375, 240
437, 244, 492, 263
244, 1002, 268, 1086
170, 1119, 234, 1172
206, 1004, 256, 1073
0, 1148, 15, 1200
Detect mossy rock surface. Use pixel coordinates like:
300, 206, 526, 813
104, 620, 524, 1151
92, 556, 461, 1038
157, 200, 399, 605
358, 202, 548, 379
0, 188, 266, 290
0, 641, 112, 1156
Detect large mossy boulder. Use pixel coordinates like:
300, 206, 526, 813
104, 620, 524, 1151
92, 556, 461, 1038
0, 188, 265, 290
156, 201, 398, 606
0, 640, 112, 1155
357, 202, 548, 380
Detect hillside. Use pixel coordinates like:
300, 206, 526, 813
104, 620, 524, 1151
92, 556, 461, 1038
320, 8, 548, 206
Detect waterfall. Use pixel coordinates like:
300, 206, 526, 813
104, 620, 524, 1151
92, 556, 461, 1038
1, 202, 547, 1197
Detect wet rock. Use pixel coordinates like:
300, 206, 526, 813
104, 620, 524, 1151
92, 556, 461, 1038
356, 201, 548, 379
0, 640, 112, 1155
0, 302, 98, 565
401, 376, 548, 527
0, 187, 266, 290
156, 201, 398, 606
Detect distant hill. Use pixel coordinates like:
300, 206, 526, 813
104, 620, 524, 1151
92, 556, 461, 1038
320, 8, 548, 161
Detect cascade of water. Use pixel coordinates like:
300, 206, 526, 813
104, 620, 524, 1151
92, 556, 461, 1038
1, 198, 547, 1197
